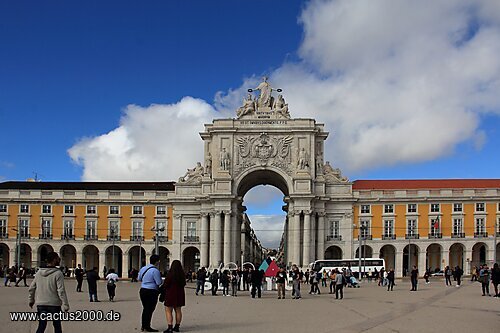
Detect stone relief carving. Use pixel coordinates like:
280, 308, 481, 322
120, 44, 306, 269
219, 148, 231, 171
178, 162, 204, 184
297, 148, 309, 170
235, 77, 290, 119
323, 161, 349, 183
205, 152, 212, 177
234, 133, 293, 176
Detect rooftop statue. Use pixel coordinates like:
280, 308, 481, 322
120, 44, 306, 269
252, 76, 274, 108
236, 77, 290, 119
178, 162, 204, 183
323, 161, 349, 183
236, 93, 256, 118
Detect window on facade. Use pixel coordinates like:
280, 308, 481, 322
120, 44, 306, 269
187, 221, 197, 237
156, 220, 167, 236
360, 220, 370, 238
407, 219, 417, 236
384, 219, 394, 237
328, 220, 340, 238
453, 203, 463, 212
20, 219, 29, 237
0, 204, 6, 213
87, 205, 96, 214
407, 204, 417, 213
20, 204, 29, 213
430, 203, 440, 213
42, 205, 51, 214
109, 206, 119, 215
360, 205, 370, 214
452, 218, 462, 235
384, 204, 394, 214
41, 219, 51, 237
475, 202, 485, 212
133, 206, 143, 215
0, 219, 6, 237
132, 220, 143, 237
156, 206, 166, 215
86, 220, 96, 237
64, 205, 74, 214
63, 220, 73, 238
430, 217, 440, 236
475, 218, 485, 234
109, 220, 119, 237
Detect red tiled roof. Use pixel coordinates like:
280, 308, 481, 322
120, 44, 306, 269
352, 179, 500, 190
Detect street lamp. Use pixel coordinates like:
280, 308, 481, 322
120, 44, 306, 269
358, 223, 366, 281
151, 226, 165, 256
110, 226, 116, 270
12, 220, 21, 267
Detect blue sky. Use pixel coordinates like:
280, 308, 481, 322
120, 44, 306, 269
1, 1, 500, 248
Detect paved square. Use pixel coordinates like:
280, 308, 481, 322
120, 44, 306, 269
1, 278, 498, 333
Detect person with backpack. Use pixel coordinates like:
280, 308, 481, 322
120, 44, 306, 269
138, 255, 163, 332
209, 269, 219, 296
105, 268, 119, 301
195, 267, 206, 296
231, 270, 239, 297
479, 264, 491, 296
334, 269, 345, 299
444, 266, 452, 286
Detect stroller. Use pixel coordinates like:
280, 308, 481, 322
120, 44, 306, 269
348, 276, 360, 288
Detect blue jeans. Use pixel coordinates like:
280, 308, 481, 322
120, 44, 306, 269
36, 305, 62, 333
196, 280, 204, 294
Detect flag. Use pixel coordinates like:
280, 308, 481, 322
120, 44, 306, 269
259, 260, 269, 272
265, 260, 280, 277
433, 218, 439, 229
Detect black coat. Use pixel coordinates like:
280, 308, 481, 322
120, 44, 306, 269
86, 270, 100, 293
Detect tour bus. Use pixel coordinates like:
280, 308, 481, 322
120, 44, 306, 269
311, 258, 385, 278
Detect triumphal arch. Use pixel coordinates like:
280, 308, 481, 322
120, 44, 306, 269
172, 78, 353, 268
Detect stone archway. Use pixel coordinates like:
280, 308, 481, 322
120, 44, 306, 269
355, 245, 373, 258
379, 245, 396, 270
60, 244, 77, 269
426, 243, 442, 272
324, 245, 342, 259
0, 243, 9, 267
472, 242, 487, 267
128, 246, 146, 271
105, 245, 123, 277
82, 245, 99, 271
449, 243, 465, 270
154, 246, 170, 275
182, 246, 200, 272
403, 244, 419, 276
20, 243, 32, 268
37, 244, 54, 267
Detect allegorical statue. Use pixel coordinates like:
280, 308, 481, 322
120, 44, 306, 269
179, 162, 204, 183
297, 148, 309, 170
205, 152, 212, 176
220, 148, 230, 171
252, 76, 274, 108
236, 93, 256, 118
273, 94, 290, 118
323, 161, 349, 182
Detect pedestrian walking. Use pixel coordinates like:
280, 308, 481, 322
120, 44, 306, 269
454, 266, 463, 287
410, 266, 419, 291
329, 269, 336, 294
28, 252, 69, 333
387, 268, 395, 291
250, 269, 264, 298
242, 268, 250, 291
291, 265, 301, 299
491, 263, 500, 297
74, 264, 84, 292
15, 263, 28, 287
138, 255, 163, 332
276, 267, 287, 299
334, 269, 345, 299
86, 267, 100, 302
231, 270, 239, 297
105, 268, 119, 301
479, 264, 491, 296
221, 270, 230, 296
162, 260, 186, 333
209, 269, 219, 296
445, 266, 452, 286
470, 266, 478, 282
423, 269, 430, 284
195, 267, 206, 296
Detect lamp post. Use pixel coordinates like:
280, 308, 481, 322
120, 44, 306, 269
151, 226, 165, 256
13, 220, 21, 267
110, 226, 116, 270
358, 223, 366, 281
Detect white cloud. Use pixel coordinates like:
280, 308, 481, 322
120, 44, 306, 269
247, 214, 286, 249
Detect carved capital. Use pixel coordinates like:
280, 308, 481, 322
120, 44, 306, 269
318, 211, 327, 217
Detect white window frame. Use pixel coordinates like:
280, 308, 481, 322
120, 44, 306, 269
453, 203, 463, 213
109, 205, 120, 215
0, 219, 7, 237
86, 205, 97, 215
384, 219, 394, 238
64, 205, 74, 214
329, 220, 340, 238
429, 217, 441, 236
41, 218, 52, 237
20, 219, 30, 237
109, 219, 120, 238
86, 220, 97, 238
475, 202, 485, 212
63, 219, 74, 238
20, 204, 29, 214
156, 206, 166, 215
475, 217, 485, 235
42, 204, 52, 214
430, 203, 440, 213
132, 220, 143, 237
407, 218, 417, 236
0, 204, 7, 213
360, 205, 370, 214
133, 206, 143, 215
407, 204, 417, 213
155, 219, 167, 237
452, 218, 463, 235
186, 221, 197, 237
384, 204, 394, 214
360, 219, 370, 239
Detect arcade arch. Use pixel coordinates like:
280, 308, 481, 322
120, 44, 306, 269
82, 245, 99, 270
449, 243, 465, 269
37, 244, 54, 267
426, 243, 442, 272
403, 244, 419, 276
379, 245, 396, 270
182, 246, 200, 272
0, 243, 9, 267
20, 243, 32, 267
471, 242, 487, 268
324, 245, 342, 259
128, 246, 146, 271
105, 245, 123, 276
60, 244, 77, 269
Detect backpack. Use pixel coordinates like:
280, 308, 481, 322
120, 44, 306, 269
107, 278, 115, 286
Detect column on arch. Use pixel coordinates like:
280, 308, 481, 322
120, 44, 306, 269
200, 213, 209, 268
212, 212, 222, 267
292, 211, 301, 266
303, 211, 312, 266
317, 212, 325, 260
121, 252, 128, 278
395, 250, 404, 278
418, 250, 426, 277
232, 213, 241, 265
223, 211, 232, 265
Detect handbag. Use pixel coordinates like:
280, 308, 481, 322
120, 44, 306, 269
158, 280, 166, 303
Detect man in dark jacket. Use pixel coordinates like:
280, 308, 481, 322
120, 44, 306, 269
74, 264, 84, 292
387, 268, 395, 291
251, 269, 264, 298
15, 263, 28, 287
86, 267, 100, 302
410, 265, 419, 291
195, 267, 207, 295
454, 266, 463, 287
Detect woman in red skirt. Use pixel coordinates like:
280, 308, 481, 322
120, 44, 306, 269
163, 260, 186, 333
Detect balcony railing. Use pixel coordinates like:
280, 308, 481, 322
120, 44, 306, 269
39, 234, 53, 240
382, 235, 396, 240
405, 233, 419, 239
357, 235, 372, 240
326, 235, 342, 241
183, 235, 199, 243
428, 233, 442, 239
130, 235, 145, 241
61, 235, 75, 240
84, 234, 98, 240
474, 232, 488, 238
0, 233, 8, 239
153, 235, 168, 242
107, 235, 121, 241
451, 233, 465, 238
